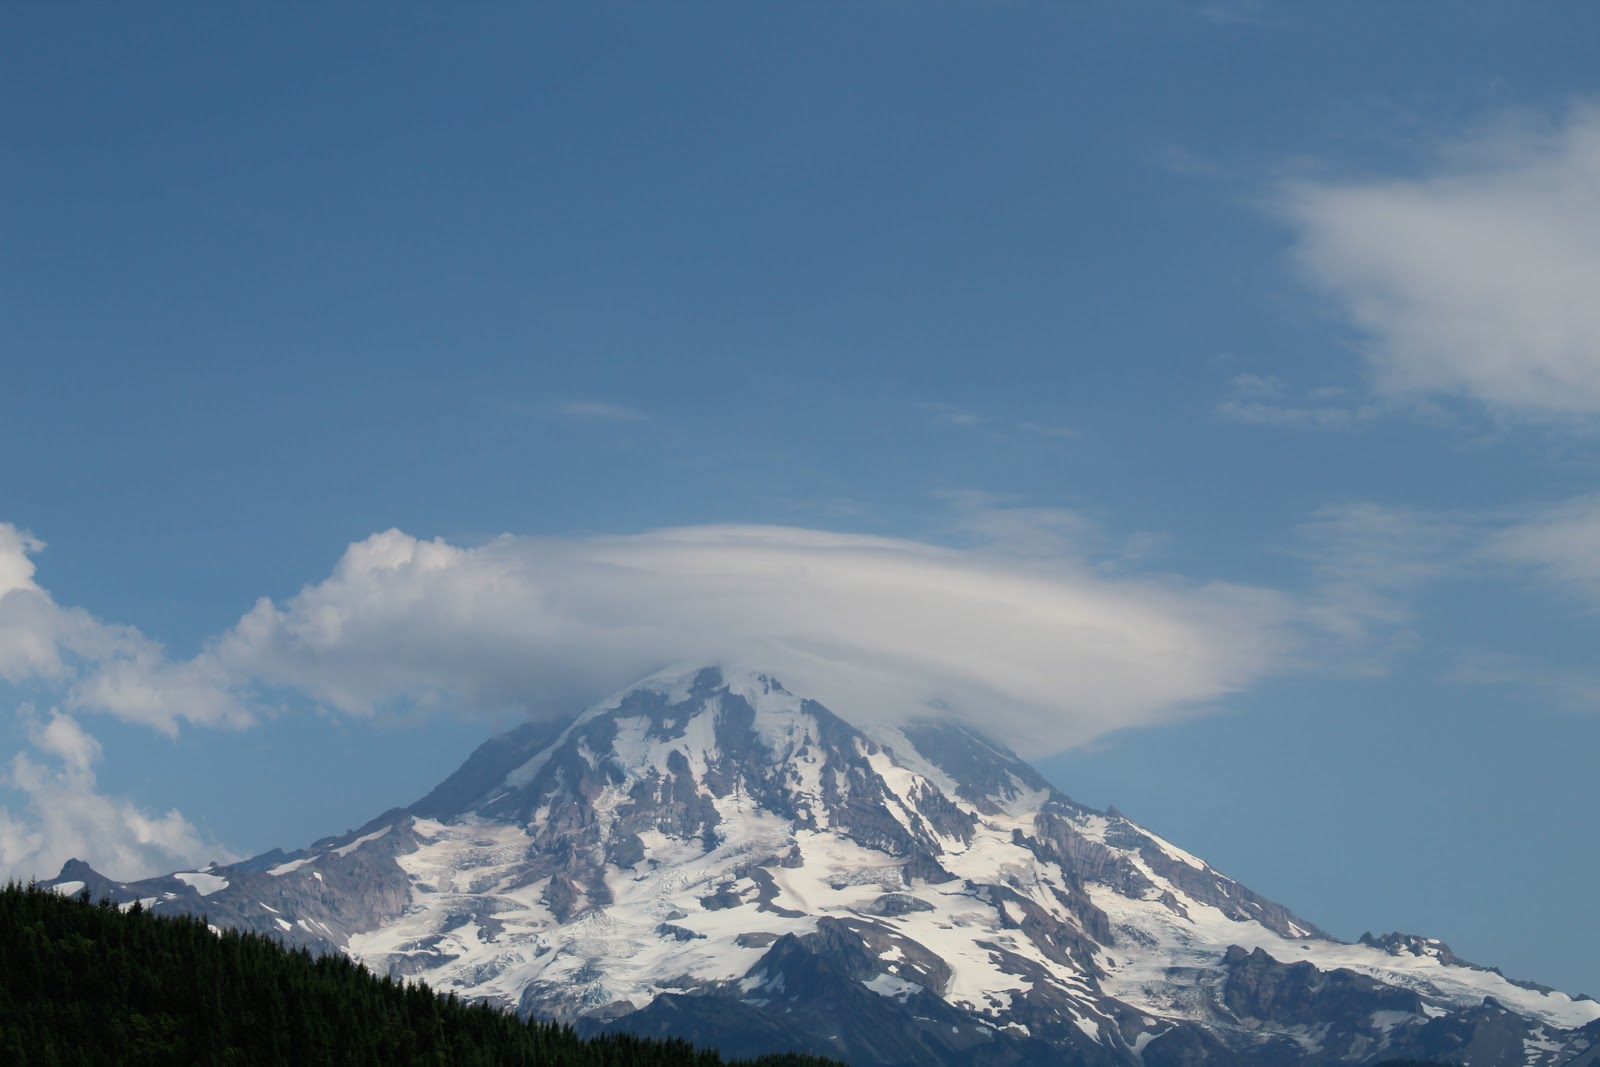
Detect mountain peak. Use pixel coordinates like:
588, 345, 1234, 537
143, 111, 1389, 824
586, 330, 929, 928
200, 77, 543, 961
41, 666, 1600, 1066
627, 663, 793, 700
55, 858, 99, 881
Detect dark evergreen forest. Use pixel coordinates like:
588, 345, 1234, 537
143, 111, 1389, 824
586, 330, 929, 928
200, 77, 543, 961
0, 882, 841, 1067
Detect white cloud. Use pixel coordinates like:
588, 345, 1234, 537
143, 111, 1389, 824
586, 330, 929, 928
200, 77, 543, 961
69, 657, 252, 736
0, 709, 229, 882
1280, 105, 1600, 418
1486, 495, 1600, 602
5, 519, 1298, 750
0, 525, 102, 682
30, 706, 101, 775
17, 496, 1600, 757
0, 514, 1304, 873
201, 524, 1294, 751
0, 524, 250, 734
0, 525, 43, 596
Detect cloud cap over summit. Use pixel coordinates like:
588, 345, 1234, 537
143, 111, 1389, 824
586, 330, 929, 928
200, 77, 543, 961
206, 525, 1292, 752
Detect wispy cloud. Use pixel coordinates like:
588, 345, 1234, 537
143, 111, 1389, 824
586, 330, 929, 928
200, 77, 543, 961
1292, 501, 1473, 649
1193, 0, 1277, 28
1277, 103, 1600, 420
932, 490, 1161, 569
1285, 494, 1600, 683
934, 489, 1100, 559
1442, 651, 1600, 711
1156, 144, 1226, 179
1018, 421, 1081, 440
917, 401, 983, 428
1484, 494, 1600, 604
559, 401, 648, 422
1215, 374, 1382, 430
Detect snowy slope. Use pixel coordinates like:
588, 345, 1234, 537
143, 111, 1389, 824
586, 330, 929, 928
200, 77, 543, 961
49, 666, 1599, 1067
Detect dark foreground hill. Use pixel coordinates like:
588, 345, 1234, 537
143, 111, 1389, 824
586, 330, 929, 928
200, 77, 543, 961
0, 882, 841, 1067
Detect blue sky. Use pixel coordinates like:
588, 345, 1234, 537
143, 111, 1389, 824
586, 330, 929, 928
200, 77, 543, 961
3, 3, 1598, 996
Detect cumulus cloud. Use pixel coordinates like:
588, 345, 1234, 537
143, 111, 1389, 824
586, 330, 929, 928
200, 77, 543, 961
0, 709, 229, 882
0, 524, 250, 734
0, 525, 114, 682
196, 524, 1294, 751
1280, 105, 1600, 418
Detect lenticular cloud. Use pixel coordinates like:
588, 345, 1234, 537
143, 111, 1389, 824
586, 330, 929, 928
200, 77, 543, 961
201, 525, 1291, 751
1, 520, 1294, 752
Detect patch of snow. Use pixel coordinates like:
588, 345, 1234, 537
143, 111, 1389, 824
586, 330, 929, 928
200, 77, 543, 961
739, 970, 786, 995
51, 881, 85, 897
631, 662, 707, 707
1138, 827, 1209, 871
1370, 1009, 1417, 1032
332, 825, 393, 857
321, 678, 1600, 1050
1091, 881, 1600, 1032
174, 871, 229, 896
863, 972, 923, 999
1526, 1027, 1564, 1054
865, 724, 964, 801
267, 856, 314, 876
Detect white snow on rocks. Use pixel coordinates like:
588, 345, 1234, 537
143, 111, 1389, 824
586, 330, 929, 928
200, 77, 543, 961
332, 825, 392, 857
314, 668, 1600, 1050
174, 870, 229, 896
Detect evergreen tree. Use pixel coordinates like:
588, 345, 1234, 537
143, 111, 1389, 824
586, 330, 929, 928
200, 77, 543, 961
0, 882, 841, 1067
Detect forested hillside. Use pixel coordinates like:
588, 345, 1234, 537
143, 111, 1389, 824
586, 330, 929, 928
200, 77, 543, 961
0, 882, 841, 1067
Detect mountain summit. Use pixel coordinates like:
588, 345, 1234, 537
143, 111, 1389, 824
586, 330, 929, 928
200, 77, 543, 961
49, 666, 1600, 1066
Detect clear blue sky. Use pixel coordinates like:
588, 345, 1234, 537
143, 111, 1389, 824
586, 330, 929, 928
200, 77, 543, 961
3, 3, 1598, 996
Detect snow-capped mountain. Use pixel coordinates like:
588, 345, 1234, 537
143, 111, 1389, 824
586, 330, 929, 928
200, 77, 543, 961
48, 666, 1600, 1066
